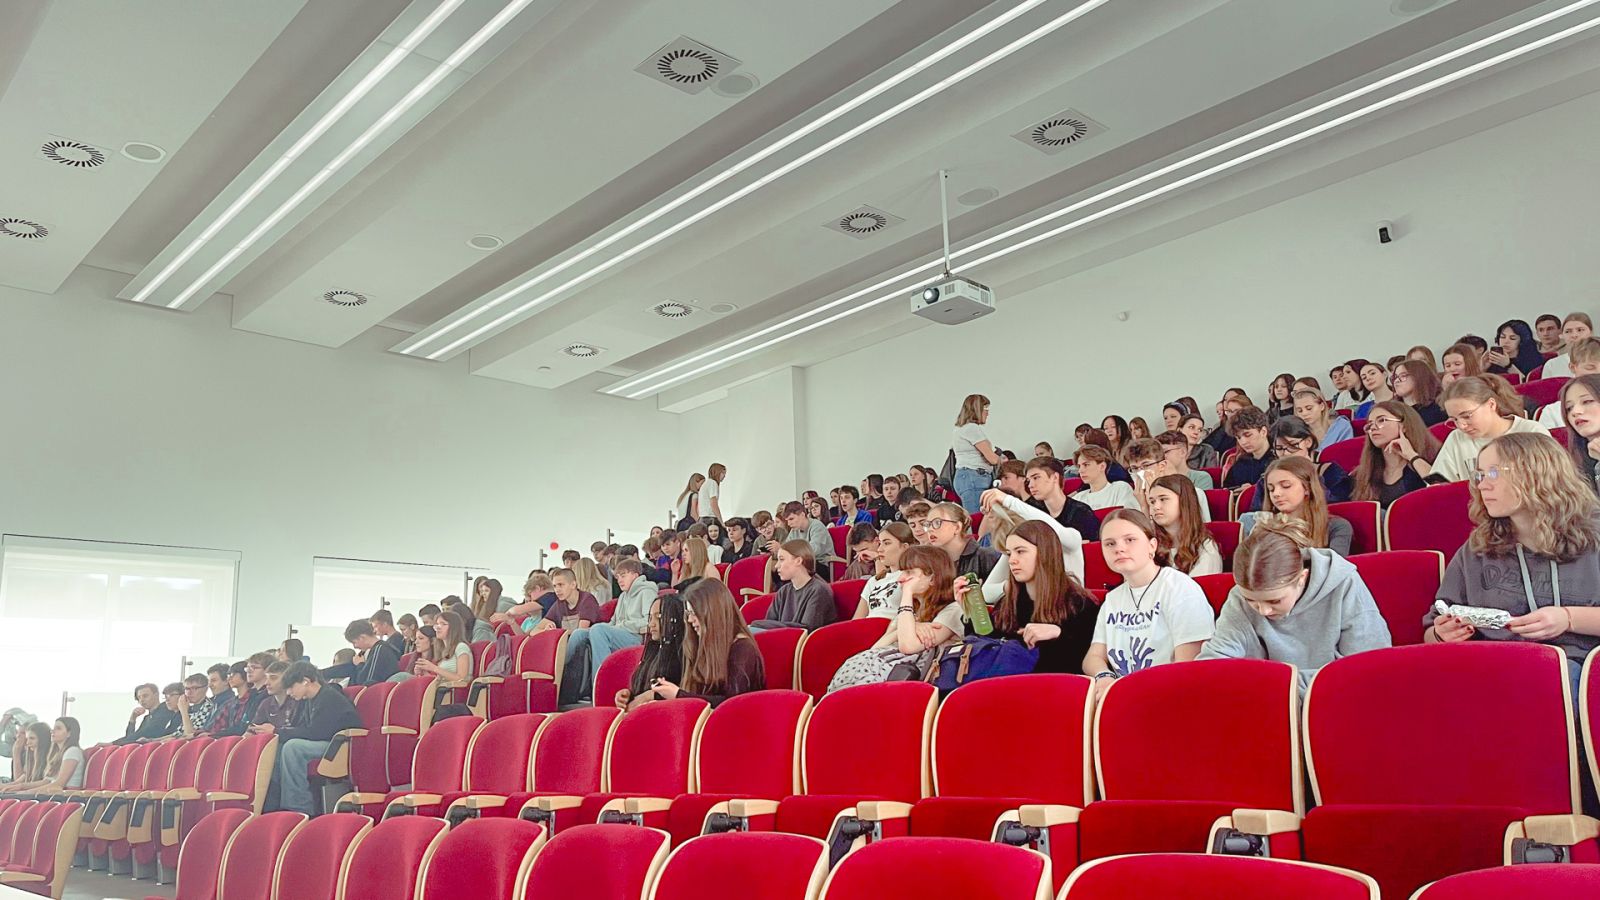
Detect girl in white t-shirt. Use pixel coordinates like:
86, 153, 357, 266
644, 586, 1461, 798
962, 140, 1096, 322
827, 544, 966, 692
703, 463, 726, 521
1084, 509, 1215, 699
855, 523, 917, 619
1146, 475, 1223, 576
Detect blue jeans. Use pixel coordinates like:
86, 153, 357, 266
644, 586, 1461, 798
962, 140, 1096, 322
564, 625, 644, 700
954, 467, 989, 512
277, 738, 328, 815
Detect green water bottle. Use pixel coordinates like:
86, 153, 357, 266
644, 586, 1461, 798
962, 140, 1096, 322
961, 572, 993, 635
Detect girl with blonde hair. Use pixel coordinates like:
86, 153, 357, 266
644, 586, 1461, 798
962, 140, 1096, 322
1414, 374, 1541, 483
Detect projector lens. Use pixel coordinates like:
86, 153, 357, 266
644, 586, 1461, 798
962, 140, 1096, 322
922, 287, 940, 302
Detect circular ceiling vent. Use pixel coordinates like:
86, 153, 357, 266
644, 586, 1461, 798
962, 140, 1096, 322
712, 71, 760, 97
467, 233, 504, 251
323, 289, 368, 307
120, 141, 166, 163
0, 218, 48, 239
562, 343, 602, 358
708, 302, 737, 315
838, 211, 889, 234
1031, 116, 1092, 148
957, 187, 1000, 206
42, 140, 106, 168
652, 301, 695, 319
657, 47, 719, 84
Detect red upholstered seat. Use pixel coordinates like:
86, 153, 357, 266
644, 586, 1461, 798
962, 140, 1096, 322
356, 716, 480, 819
0, 802, 48, 869
1327, 500, 1380, 555
338, 815, 447, 900
1586, 652, 1600, 792
1192, 573, 1235, 616
1385, 481, 1471, 561
383, 675, 438, 788
1082, 659, 1301, 862
597, 600, 618, 623
969, 512, 983, 536
208, 732, 278, 813
1428, 420, 1456, 441
1319, 437, 1366, 472
827, 526, 848, 559
1301, 643, 1579, 900
651, 832, 826, 900
1235, 484, 1257, 518
97, 740, 169, 873
753, 628, 803, 690
80, 742, 138, 868
593, 645, 645, 708
320, 680, 393, 797
796, 619, 890, 700
442, 707, 620, 828
1517, 375, 1568, 409
0, 801, 83, 898
130, 736, 211, 876
740, 593, 775, 624
520, 824, 671, 900
1412, 864, 1600, 898
1204, 489, 1233, 524
819, 838, 1050, 900
1080, 541, 1122, 592
665, 690, 811, 846
1203, 521, 1240, 571
270, 812, 370, 900
216, 811, 306, 900
435, 713, 549, 820
520, 629, 568, 714
468, 633, 532, 719
161, 736, 240, 878
829, 580, 866, 622
1063, 476, 1085, 494
1059, 854, 1378, 899
726, 556, 769, 600
551, 700, 709, 834
418, 818, 545, 900
1347, 551, 1444, 646
160, 806, 248, 900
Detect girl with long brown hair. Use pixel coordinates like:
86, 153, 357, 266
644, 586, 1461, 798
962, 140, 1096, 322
1146, 474, 1222, 576
1561, 374, 1600, 494
1350, 400, 1441, 508
828, 544, 965, 692
1391, 359, 1445, 426
649, 580, 764, 707
1440, 342, 1484, 386
1249, 456, 1351, 556
989, 520, 1098, 674
469, 578, 502, 642
0, 722, 50, 789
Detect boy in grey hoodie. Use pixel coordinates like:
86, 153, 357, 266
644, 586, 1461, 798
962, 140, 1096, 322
1199, 526, 1391, 688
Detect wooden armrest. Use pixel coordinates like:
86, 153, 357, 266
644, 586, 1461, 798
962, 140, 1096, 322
726, 799, 779, 818
855, 801, 912, 821
521, 672, 554, 681
531, 795, 584, 812
739, 588, 761, 597
333, 727, 369, 739
397, 793, 443, 808
471, 676, 504, 686
1522, 814, 1600, 845
1018, 805, 1081, 828
1228, 809, 1301, 836
0, 873, 44, 883
206, 791, 249, 802
337, 792, 388, 809
161, 788, 200, 802
380, 726, 417, 736
453, 796, 507, 810
621, 797, 673, 815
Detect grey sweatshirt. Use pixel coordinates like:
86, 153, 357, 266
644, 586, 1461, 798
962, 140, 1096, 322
1199, 548, 1391, 687
611, 577, 658, 634
1424, 538, 1600, 664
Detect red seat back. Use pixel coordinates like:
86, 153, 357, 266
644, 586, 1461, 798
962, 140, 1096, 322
1081, 540, 1123, 592
593, 646, 645, 711
1413, 863, 1600, 899
465, 714, 548, 794
1097, 659, 1301, 813
1063, 476, 1085, 494
822, 838, 1048, 900
1318, 437, 1365, 472
195, 737, 239, 793
1516, 375, 1567, 409
726, 556, 768, 599
522, 824, 670, 899
1347, 551, 1444, 646
520, 629, 566, 714
1236, 484, 1257, 518
828, 580, 865, 622
697, 690, 811, 797
597, 600, 618, 623
1428, 420, 1456, 442
118, 742, 159, 792
98, 744, 138, 791
608, 700, 709, 795
217, 811, 306, 900
1327, 501, 1380, 555
272, 812, 370, 900
1203, 521, 1240, 571
804, 682, 934, 801
419, 818, 544, 900
141, 739, 184, 792
1191, 573, 1236, 616
170, 807, 251, 900
80, 745, 113, 791
753, 628, 803, 690
412, 716, 482, 794
651, 832, 826, 900
1385, 481, 1471, 561
1061, 854, 1377, 899
531, 707, 620, 794
933, 675, 1092, 807
29, 801, 82, 885
1092, 506, 1117, 523
352, 681, 396, 792
343, 685, 364, 701
1204, 489, 1233, 524
739, 594, 774, 624
340, 815, 447, 900
827, 526, 848, 559
167, 737, 212, 790
218, 732, 277, 805
796, 618, 889, 700
385, 675, 437, 786
3, 802, 47, 868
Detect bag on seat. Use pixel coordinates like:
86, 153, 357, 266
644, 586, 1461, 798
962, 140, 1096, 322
925, 637, 1037, 693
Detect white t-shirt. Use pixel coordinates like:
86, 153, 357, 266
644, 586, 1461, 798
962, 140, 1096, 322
706, 544, 724, 565
874, 601, 966, 649
953, 423, 991, 470
61, 746, 85, 788
1543, 354, 1572, 379
1072, 481, 1136, 511
702, 477, 719, 511
1538, 400, 1566, 430
859, 573, 901, 618
1092, 568, 1215, 676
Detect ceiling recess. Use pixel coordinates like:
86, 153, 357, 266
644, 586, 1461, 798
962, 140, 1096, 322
0, 218, 48, 239
1012, 108, 1107, 155
636, 36, 743, 95
824, 204, 906, 239
40, 139, 107, 169
323, 289, 368, 307
562, 342, 604, 358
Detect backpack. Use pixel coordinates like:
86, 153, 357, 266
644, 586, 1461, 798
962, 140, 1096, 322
924, 636, 1038, 694
483, 632, 515, 678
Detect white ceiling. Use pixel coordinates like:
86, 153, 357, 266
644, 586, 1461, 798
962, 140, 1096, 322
5, 0, 1598, 407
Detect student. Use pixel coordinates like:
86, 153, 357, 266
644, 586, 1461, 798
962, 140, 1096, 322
1078, 429, 1133, 484
1034, 441, 1056, 460
808, 495, 831, 524
252, 661, 298, 730
856, 523, 917, 619
1222, 406, 1274, 489
495, 574, 555, 625
417, 603, 441, 628
1540, 339, 1600, 429
1413, 375, 1542, 483
1424, 432, 1600, 692
1071, 446, 1137, 511
1018, 456, 1100, 544
1, 723, 51, 789
1561, 374, 1600, 493
210, 661, 264, 737
751, 540, 836, 632
177, 674, 217, 737
1351, 400, 1442, 508
671, 537, 721, 592
980, 520, 1099, 674
527, 568, 602, 637
703, 463, 727, 522
920, 501, 1001, 582
1352, 362, 1395, 419
0, 719, 82, 794
952, 394, 1002, 511
1100, 415, 1133, 460
574, 557, 615, 603
369, 609, 406, 655
1245, 416, 1351, 510
881, 478, 903, 517
1179, 414, 1222, 470
413, 608, 474, 690
1406, 344, 1439, 372
1327, 365, 1356, 409
396, 613, 419, 653
994, 459, 1029, 499
1199, 518, 1389, 687
1153, 430, 1215, 493
641, 581, 764, 708
1159, 403, 1186, 433
1536, 313, 1564, 355
469, 579, 502, 642
1341, 360, 1371, 408
1541, 313, 1595, 378
1147, 474, 1223, 576
560, 550, 581, 570
615, 593, 687, 712
1244, 456, 1354, 557
116, 683, 168, 745
322, 619, 402, 686
257, 662, 362, 816
675, 473, 704, 529
1291, 388, 1354, 451
724, 517, 757, 562
278, 638, 305, 664
1439, 341, 1485, 386
829, 545, 966, 692
1390, 359, 1446, 426
1484, 319, 1544, 380
843, 523, 880, 579
566, 558, 659, 706
833, 485, 872, 526
1083, 510, 1215, 695
1126, 438, 1210, 524
1266, 373, 1296, 421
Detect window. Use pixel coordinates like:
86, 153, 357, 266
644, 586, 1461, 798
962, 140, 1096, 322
309, 557, 479, 628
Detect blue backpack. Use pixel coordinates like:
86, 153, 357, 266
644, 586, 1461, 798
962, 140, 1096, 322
925, 636, 1038, 694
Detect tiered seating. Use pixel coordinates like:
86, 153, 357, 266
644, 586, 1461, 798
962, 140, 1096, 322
727, 555, 770, 600
665, 689, 811, 845
337, 715, 482, 818
1204, 521, 1240, 570
442, 706, 618, 826
0, 800, 82, 898
129, 735, 211, 878
384, 674, 439, 788
521, 629, 569, 715
594, 645, 645, 706
158, 735, 239, 880
436, 713, 549, 826
1060, 854, 1378, 899
817, 838, 1051, 900
520, 824, 671, 900
206, 732, 277, 814
468, 632, 533, 719
317, 679, 393, 813
1328, 501, 1381, 555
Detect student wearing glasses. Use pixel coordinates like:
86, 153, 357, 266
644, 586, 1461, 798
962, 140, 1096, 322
1125, 438, 1211, 522
1390, 359, 1446, 426
1244, 417, 1350, 511
920, 502, 1001, 581
1411, 375, 1543, 483
1350, 401, 1442, 508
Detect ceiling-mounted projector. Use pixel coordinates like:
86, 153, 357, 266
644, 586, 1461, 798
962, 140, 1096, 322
911, 275, 995, 324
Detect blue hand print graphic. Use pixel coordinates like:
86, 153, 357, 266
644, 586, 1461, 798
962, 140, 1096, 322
1107, 637, 1156, 676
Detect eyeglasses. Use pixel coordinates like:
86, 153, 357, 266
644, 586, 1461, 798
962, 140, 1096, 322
1470, 464, 1516, 485
1364, 416, 1401, 430
909, 519, 931, 532
1450, 401, 1489, 426
923, 517, 957, 531
1272, 441, 1311, 454
1128, 461, 1161, 473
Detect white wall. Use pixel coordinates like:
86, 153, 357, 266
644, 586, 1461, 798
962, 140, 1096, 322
673, 367, 803, 519
797, 86, 1600, 488
0, 266, 686, 657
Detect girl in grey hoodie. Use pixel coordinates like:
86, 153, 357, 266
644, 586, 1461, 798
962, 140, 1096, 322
1199, 518, 1391, 688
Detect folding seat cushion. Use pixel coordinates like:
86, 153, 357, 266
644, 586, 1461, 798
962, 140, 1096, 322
130, 736, 211, 875
796, 619, 894, 701
1058, 854, 1377, 899
650, 832, 827, 900
418, 818, 545, 900
445, 707, 618, 825
554, 700, 708, 832
343, 715, 479, 818
436, 714, 548, 824
104, 739, 183, 874
753, 628, 804, 691
818, 838, 1050, 900
270, 813, 370, 900
519, 824, 671, 900
593, 646, 644, 710
1192, 573, 1236, 616
519, 629, 567, 715
338, 815, 448, 900
1384, 481, 1471, 561
0, 801, 83, 898
669, 690, 811, 845
1327, 501, 1380, 555
740, 594, 775, 624
1347, 551, 1444, 646
159, 806, 249, 900
1411, 864, 1600, 898
1318, 437, 1366, 472
208, 732, 278, 813
727, 556, 770, 600
1081, 659, 1301, 862
1301, 643, 1580, 900
383, 675, 438, 787
1203, 521, 1240, 571
216, 812, 307, 900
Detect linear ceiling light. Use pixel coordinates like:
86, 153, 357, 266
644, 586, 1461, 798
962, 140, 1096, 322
609, 1, 1600, 399
397, 0, 1111, 358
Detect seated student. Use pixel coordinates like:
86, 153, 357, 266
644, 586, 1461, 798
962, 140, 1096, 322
1265, 373, 1296, 422
1071, 446, 1137, 511
173, 674, 217, 739
1146, 474, 1224, 576
1020, 456, 1101, 543
0, 719, 83, 794
842, 523, 880, 580
0, 723, 49, 791
1350, 400, 1443, 509
1425, 432, 1600, 693
396, 613, 419, 653
1246, 417, 1351, 510
856, 522, 917, 618
919, 501, 1002, 582
829, 545, 966, 692
252, 661, 298, 731
417, 603, 441, 629
1439, 341, 1485, 387
982, 486, 1087, 587
1391, 359, 1447, 426
614, 593, 687, 711
833, 485, 873, 526
442, 595, 484, 649
1153, 430, 1214, 492
494, 574, 554, 626
1034, 441, 1056, 460
210, 661, 265, 737
1541, 339, 1600, 429
257, 662, 362, 816
976, 520, 1099, 674
468, 579, 502, 642
278, 638, 306, 664
671, 537, 722, 593
880, 478, 904, 520
564, 558, 659, 707
1158, 402, 1185, 434
1127, 437, 1210, 523
1084, 510, 1215, 696
1339, 361, 1372, 410
1536, 313, 1565, 355
751, 541, 836, 632
1078, 429, 1134, 484
637, 580, 765, 708
1561, 374, 1600, 494
1352, 361, 1395, 419
992, 459, 1029, 499
1199, 518, 1389, 687
682, 523, 722, 567
1327, 365, 1356, 409
369, 609, 406, 655
1292, 388, 1354, 451
1484, 319, 1545, 380
1222, 406, 1274, 489
205, 663, 234, 720
1540, 312, 1594, 378
1413, 374, 1543, 483
750, 509, 784, 553
415, 609, 474, 690
781, 501, 834, 578
1243, 456, 1354, 556
526, 568, 601, 638
724, 517, 758, 562
654, 531, 681, 571
1204, 390, 1252, 455
1179, 414, 1222, 470
321, 619, 402, 686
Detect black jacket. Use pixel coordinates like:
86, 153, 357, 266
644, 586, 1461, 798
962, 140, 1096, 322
115, 705, 178, 744
279, 684, 362, 743
321, 640, 401, 687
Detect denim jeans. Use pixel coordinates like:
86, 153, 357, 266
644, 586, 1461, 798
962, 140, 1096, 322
277, 738, 329, 815
954, 467, 989, 512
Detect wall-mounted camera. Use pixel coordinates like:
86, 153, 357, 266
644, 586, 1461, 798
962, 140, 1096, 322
1376, 220, 1394, 244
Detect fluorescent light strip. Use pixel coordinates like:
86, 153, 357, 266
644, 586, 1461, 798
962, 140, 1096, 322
129, 0, 469, 304
163, 0, 540, 309
608, 0, 1600, 396
618, 11, 1600, 398
398, 0, 1107, 355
